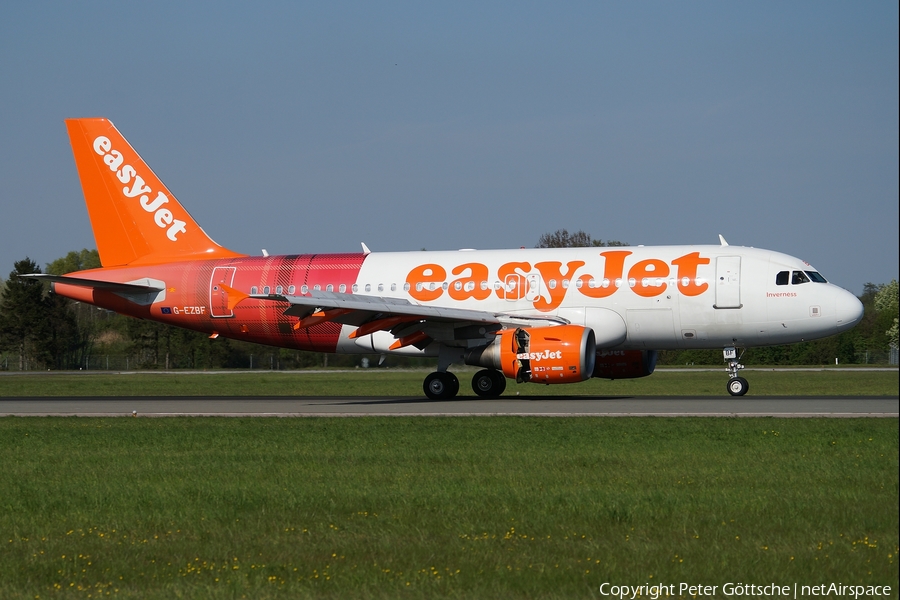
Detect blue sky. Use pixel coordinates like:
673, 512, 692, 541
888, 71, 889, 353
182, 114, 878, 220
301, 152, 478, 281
1, 1, 897, 294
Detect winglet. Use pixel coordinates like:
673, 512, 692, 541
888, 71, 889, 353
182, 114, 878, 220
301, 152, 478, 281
65, 118, 246, 267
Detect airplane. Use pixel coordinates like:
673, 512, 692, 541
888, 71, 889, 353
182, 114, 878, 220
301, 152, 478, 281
26, 118, 865, 397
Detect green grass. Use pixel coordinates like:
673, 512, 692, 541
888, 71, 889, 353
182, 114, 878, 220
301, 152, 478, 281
0, 368, 897, 397
0, 417, 897, 599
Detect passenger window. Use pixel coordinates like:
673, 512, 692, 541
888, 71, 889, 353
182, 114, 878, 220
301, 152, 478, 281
250, 286, 258, 295
791, 271, 810, 285
352, 284, 358, 293
340, 284, 347, 293
377, 283, 384, 292
313, 284, 321, 291
391, 283, 397, 292
301, 285, 308, 294
263, 286, 271, 295
326, 284, 333, 292
288, 285, 295, 295
776, 271, 789, 286
365, 284, 372, 292
276, 286, 283, 295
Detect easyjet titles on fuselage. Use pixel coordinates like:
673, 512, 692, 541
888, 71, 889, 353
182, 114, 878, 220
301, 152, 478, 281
91, 135, 188, 241
404, 250, 712, 312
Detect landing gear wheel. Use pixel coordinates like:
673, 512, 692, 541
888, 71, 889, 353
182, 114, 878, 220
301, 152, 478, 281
727, 377, 749, 396
472, 369, 507, 398
446, 373, 459, 397
424, 371, 459, 400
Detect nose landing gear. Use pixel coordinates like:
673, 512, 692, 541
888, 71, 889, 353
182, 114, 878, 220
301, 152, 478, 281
723, 346, 748, 396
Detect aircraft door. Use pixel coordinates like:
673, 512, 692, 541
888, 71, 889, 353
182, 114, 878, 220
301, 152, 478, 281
525, 274, 541, 302
210, 266, 237, 317
714, 256, 742, 309
503, 274, 540, 302
503, 274, 522, 301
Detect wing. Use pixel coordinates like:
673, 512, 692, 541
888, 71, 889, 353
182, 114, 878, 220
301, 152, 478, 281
222, 285, 568, 350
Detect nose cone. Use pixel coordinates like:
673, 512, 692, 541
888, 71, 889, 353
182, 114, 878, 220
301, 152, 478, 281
835, 288, 864, 332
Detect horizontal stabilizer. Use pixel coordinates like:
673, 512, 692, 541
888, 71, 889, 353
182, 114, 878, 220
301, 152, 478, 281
20, 274, 165, 294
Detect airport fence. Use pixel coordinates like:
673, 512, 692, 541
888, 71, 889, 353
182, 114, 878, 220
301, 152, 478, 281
0, 353, 288, 372
1, 350, 897, 371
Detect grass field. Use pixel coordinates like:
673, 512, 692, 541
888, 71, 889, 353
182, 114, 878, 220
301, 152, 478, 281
0, 368, 897, 397
1, 417, 897, 599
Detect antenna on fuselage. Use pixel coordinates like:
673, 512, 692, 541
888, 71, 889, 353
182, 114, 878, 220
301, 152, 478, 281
718, 235, 729, 246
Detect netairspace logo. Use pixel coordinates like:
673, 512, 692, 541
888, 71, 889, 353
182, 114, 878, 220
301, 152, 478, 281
598, 582, 893, 599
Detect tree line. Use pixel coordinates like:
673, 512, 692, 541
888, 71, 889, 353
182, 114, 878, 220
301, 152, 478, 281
0, 234, 896, 370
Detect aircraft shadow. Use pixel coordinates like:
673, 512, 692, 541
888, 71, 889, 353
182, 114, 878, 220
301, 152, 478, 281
313, 395, 636, 406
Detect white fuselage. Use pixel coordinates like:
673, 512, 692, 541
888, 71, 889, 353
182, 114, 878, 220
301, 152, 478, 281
337, 245, 863, 355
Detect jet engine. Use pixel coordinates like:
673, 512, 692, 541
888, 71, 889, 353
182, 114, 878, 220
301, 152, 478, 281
465, 325, 596, 384
591, 349, 657, 379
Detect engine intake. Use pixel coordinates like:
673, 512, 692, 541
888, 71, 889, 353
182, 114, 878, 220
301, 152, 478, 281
465, 325, 596, 384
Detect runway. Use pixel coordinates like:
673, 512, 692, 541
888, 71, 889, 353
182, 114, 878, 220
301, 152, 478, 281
0, 395, 896, 417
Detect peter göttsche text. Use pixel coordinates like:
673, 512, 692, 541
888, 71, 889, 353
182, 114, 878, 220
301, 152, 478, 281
599, 582, 892, 599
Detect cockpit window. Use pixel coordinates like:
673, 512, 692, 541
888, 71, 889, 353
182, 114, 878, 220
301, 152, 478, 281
775, 271, 789, 286
805, 271, 827, 283
791, 271, 810, 285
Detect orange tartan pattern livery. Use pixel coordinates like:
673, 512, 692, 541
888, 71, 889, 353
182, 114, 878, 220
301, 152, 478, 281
58, 254, 366, 352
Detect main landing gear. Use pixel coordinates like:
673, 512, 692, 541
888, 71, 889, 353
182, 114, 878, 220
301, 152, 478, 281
471, 369, 507, 397
422, 369, 507, 400
423, 371, 459, 400
723, 346, 749, 396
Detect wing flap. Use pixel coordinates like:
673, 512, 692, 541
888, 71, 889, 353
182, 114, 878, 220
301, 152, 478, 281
263, 290, 568, 328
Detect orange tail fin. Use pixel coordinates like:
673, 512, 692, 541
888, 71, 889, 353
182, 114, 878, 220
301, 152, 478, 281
65, 118, 245, 266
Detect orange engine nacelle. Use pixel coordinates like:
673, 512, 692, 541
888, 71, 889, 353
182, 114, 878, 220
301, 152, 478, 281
591, 349, 657, 379
465, 325, 596, 384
